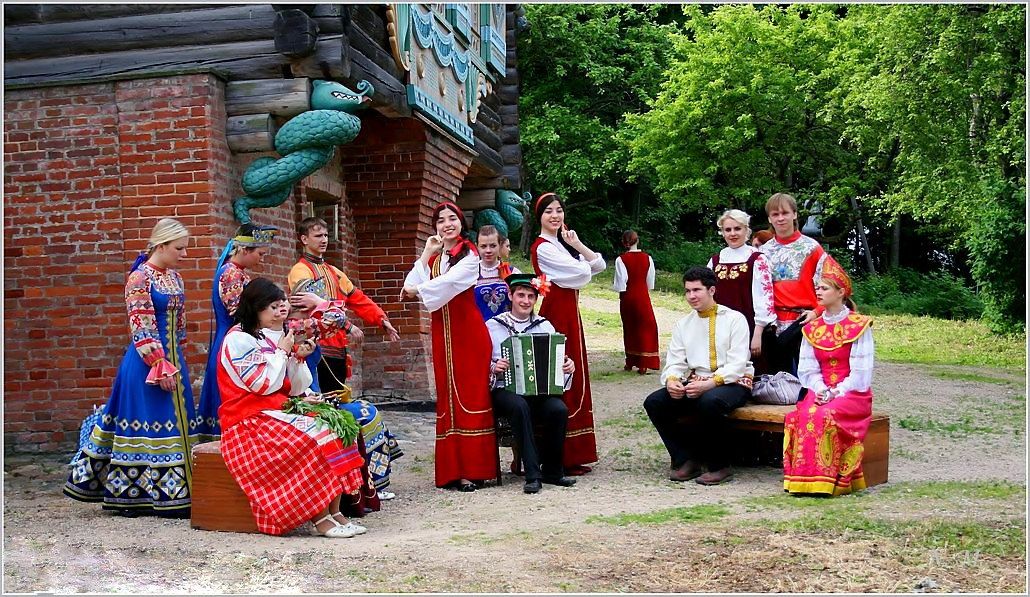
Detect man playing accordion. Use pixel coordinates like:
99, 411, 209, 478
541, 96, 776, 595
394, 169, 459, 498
487, 273, 578, 494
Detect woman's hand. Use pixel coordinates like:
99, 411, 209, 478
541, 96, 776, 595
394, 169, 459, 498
277, 330, 296, 353
562, 356, 575, 375
289, 292, 323, 313
382, 320, 400, 342
399, 284, 419, 301
492, 358, 510, 374
294, 338, 316, 359
424, 234, 444, 255
158, 371, 177, 393
561, 227, 584, 249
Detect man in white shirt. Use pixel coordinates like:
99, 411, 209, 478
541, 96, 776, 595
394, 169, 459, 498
488, 273, 577, 494
643, 266, 754, 486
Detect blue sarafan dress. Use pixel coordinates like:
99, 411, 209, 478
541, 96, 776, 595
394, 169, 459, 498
197, 261, 249, 441
64, 262, 201, 516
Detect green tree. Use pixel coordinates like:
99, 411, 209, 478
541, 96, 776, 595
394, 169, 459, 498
519, 4, 679, 251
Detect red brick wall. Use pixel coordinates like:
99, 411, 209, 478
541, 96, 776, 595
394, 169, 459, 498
339, 115, 475, 400
3, 74, 242, 453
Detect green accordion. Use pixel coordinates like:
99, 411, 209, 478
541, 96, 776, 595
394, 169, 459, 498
500, 333, 567, 396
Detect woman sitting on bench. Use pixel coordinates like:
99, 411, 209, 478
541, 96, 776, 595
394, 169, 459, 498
783, 256, 875, 496
216, 277, 368, 538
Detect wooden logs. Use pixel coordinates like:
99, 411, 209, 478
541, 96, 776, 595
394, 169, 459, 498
273, 8, 319, 58
227, 114, 278, 153
457, 189, 497, 211
225, 78, 311, 117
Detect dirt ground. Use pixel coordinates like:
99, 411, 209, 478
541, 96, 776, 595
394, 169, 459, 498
3, 299, 1027, 593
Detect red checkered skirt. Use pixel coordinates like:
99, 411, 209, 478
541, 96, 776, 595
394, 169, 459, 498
221, 413, 365, 535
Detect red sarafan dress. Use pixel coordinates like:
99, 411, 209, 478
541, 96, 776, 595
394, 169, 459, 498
403, 251, 498, 487
614, 251, 660, 371
531, 234, 606, 470
783, 309, 875, 496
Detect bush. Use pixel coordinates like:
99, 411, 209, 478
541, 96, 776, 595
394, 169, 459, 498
852, 268, 984, 321
650, 240, 725, 274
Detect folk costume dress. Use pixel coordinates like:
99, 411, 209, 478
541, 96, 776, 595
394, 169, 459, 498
783, 307, 874, 496
403, 247, 498, 487
287, 252, 403, 492
64, 261, 202, 516
531, 233, 606, 470
217, 322, 365, 535
473, 261, 521, 321
197, 260, 249, 442
613, 250, 660, 372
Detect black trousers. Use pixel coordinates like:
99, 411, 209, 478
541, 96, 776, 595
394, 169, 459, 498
317, 352, 349, 393
491, 389, 568, 481
763, 319, 805, 377
643, 384, 750, 471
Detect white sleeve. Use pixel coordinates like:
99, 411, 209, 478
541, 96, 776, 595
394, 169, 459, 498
646, 256, 656, 290
415, 255, 480, 313
797, 339, 827, 395
537, 241, 597, 289
712, 313, 751, 383
486, 319, 508, 366
404, 259, 431, 288
613, 256, 628, 292
219, 330, 288, 395
510, 264, 522, 275
285, 355, 313, 396
752, 254, 776, 328
833, 329, 874, 394
660, 319, 690, 385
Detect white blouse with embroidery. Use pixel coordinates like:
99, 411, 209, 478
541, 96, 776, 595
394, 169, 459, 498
797, 307, 875, 396
403, 252, 481, 312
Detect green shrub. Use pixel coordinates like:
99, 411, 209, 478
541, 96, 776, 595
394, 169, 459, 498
650, 240, 724, 274
852, 268, 984, 320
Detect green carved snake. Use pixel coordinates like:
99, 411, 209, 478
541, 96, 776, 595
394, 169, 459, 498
233, 79, 374, 223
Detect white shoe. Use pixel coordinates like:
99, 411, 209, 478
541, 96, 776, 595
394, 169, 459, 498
339, 521, 367, 535
310, 515, 357, 539
377, 490, 396, 501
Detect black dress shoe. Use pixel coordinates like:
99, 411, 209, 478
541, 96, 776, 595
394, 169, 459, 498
541, 476, 577, 487
523, 479, 542, 494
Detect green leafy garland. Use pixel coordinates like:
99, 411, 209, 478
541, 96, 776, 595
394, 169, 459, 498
281, 396, 360, 446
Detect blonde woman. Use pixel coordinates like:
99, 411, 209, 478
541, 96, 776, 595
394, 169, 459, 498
65, 218, 202, 518
706, 209, 775, 372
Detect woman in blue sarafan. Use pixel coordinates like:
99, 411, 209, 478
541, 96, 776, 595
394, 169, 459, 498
64, 218, 201, 518
196, 224, 277, 442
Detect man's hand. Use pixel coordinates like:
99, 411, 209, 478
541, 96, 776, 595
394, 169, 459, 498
751, 326, 764, 356
493, 358, 510, 374
349, 325, 365, 342
684, 378, 716, 399
562, 356, 575, 375
289, 292, 323, 313
666, 377, 686, 399
382, 320, 400, 342
802, 309, 819, 324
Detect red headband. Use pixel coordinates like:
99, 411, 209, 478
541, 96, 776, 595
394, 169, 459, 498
821, 255, 852, 297
534, 192, 558, 213
433, 201, 478, 259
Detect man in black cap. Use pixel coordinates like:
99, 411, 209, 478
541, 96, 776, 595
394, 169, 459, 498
487, 273, 578, 494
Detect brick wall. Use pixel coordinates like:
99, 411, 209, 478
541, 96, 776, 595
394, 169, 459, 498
339, 115, 475, 400
3, 74, 243, 453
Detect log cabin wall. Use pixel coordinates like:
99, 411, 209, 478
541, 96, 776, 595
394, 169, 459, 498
3, 3, 525, 453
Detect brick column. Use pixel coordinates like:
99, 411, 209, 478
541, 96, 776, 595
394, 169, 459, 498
338, 114, 475, 401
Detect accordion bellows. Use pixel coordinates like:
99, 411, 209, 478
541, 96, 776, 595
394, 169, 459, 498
500, 333, 567, 396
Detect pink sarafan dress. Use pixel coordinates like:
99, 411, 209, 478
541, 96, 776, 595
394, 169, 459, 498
783, 309, 874, 496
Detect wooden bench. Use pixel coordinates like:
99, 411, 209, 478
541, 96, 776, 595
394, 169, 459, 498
190, 441, 259, 533
726, 403, 890, 487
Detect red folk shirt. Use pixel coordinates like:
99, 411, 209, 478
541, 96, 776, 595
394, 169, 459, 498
759, 231, 827, 327
287, 255, 389, 355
